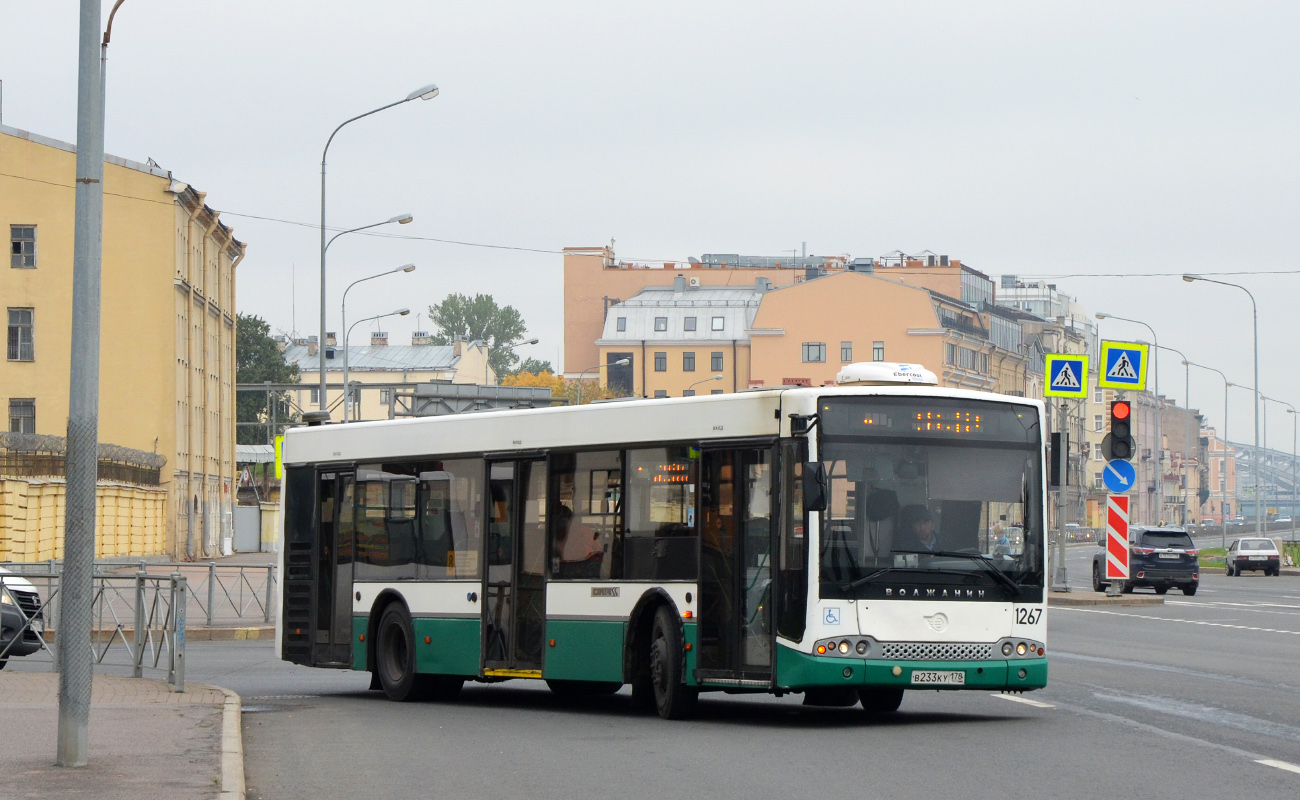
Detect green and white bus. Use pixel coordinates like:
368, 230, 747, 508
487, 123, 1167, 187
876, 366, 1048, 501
276, 362, 1048, 718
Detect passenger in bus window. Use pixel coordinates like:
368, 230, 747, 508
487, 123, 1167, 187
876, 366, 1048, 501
555, 504, 602, 578
896, 505, 939, 552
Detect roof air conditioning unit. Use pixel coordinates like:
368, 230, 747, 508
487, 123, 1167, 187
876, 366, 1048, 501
688, 277, 701, 287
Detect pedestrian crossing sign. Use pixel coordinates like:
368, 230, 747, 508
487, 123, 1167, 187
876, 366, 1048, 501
1044, 354, 1089, 398
1098, 341, 1149, 390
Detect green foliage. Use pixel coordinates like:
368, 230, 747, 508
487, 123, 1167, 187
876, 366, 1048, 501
236, 314, 299, 444
511, 356, 553, 377
427, 293, 529, 380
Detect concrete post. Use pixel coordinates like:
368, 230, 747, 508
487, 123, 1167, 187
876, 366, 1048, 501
207, 562, 217, 627
264, 565, 274, 624
57, 0, 105, 768
132, 570, 145, 678
171, 573, 186, 693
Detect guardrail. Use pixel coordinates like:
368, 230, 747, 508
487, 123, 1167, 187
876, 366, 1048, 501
1, 571, 187, 691
1, 561, 276, 628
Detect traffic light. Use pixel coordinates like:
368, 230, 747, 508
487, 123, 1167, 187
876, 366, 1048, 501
1103, 399, 1135, 460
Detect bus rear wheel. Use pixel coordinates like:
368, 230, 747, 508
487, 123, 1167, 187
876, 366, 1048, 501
376, 603, 423, 702
859, 687, 904, 714
649, 606, 697, 719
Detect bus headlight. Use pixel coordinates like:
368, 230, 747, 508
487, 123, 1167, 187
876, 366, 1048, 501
838, 642, 850, 655
1001, 642, 1013, 657
1016, 642, 1028, 656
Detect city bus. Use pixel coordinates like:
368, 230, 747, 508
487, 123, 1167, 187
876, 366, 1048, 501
276, 362, 1048, 719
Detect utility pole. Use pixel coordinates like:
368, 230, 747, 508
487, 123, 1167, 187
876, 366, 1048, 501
58, 0, 109, 767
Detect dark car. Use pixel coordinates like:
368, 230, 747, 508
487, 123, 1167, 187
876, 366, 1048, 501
1225, 538, 1281, 576
1092, 526, 1199, 596
0, 568, 45, 669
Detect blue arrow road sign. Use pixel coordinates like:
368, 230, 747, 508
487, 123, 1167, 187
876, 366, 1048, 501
1102, 459, 1137, 493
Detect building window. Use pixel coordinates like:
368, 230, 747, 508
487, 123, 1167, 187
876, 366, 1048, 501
710, 389, 724, 395
980, 353, 989, 373
683, 352, 696, 372
654, 352, 667, 372
653, 390, 668, 398
310, 388, 320, 405
10, 226, 36, 268
684, 316, 697, 332
841, 341, 853, 362
379, 389, 391, 404
1093, 387, 1103, 403
616, 316, 627, 332
802, 342, 826, 363
683, 389, 696, 397
1094, 414, 1103, 432
654, 316, 668, 332
873, 341, 884, 361
711, 352, 724, 371
1093, 474, 1104, 490
8, 398, 35, 433
711, 316, 725, 331
1093, 443, 1103, 460
7, 308, 34, 361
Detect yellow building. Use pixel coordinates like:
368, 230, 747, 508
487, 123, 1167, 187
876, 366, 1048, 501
287, 333, 491, 421
1, 124, 243, 559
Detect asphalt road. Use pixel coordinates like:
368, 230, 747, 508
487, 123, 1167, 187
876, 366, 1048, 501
12, 554, 1300, 799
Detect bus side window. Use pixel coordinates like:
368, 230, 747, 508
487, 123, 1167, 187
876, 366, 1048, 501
549, 451, 622, 581
624, 446, 698, 581
355, 468, 416, 581
416, 459, 483, 580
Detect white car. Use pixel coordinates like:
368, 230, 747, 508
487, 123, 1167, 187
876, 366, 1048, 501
0, 567, 45, 668
1225, 538, 1282, 577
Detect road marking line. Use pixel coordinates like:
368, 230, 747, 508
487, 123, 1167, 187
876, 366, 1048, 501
990, 693, 1054, 709
1256, 759, 1300, 776
1054, 606, 1300, 635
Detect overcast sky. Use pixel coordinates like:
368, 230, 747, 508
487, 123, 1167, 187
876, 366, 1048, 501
4, 1, 1299, 448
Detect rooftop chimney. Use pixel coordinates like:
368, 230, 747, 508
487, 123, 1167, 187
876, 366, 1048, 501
755, 277, 772, 293
325, 332, 337, 347
673, 274, 686, 294
411, 330, 432, 346
307, 335, 318, 357
370, 331, 388, 346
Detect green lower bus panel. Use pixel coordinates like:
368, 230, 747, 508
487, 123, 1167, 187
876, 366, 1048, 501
683, 622, 697, 686
776, 644, 1048, 691
543, 619, 626, 683
413, 618, 482, 677
352, 616, 368, 671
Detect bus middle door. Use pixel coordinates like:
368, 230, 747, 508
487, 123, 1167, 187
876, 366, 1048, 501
482, 459, 547, 678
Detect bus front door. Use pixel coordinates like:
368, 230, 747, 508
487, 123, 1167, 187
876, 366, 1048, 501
697, 448, 774, 686
483, 459, 548, 677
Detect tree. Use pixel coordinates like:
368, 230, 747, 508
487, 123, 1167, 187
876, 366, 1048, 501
427, 293, 528, 381
501, 370, 615, 405
508, 356, 553, 377
236, 314, 299, 444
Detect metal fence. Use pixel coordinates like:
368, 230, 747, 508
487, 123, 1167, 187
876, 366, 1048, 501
2, 561, 276, 627
1, 570, 188, 690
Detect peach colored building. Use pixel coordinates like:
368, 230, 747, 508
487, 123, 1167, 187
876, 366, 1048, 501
747, 272, 1028, 394
565, 247, 840, 377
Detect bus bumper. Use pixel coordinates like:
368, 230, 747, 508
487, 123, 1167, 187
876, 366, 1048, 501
775, 644, 1047, 691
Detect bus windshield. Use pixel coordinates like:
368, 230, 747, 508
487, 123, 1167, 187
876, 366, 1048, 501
816, 396, 1044, 601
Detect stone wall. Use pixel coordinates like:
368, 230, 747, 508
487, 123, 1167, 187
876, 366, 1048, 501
0, 478, 168, 561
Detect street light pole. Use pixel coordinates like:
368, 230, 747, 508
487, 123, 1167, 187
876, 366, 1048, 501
343, 308, 410, 419
1155, 345, 1192, 525
1185, 360, 1230, 549
320, 83, 438, 417
1183, 275, 1261, 537
1095, 313, 1161, 525
1287, 407, 1298, 544
687, 374, 725, 394
576, 359, 630, 405
492, 338, 540, 386
341, 264, 416, 421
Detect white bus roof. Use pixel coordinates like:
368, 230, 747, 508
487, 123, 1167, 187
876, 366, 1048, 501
282, 385, 1043, 466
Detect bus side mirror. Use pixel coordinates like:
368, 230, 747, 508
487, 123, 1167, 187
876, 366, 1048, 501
803, 462, 827, 513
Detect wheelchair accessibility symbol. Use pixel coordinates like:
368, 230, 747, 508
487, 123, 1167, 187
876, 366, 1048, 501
823, 607, 841, 625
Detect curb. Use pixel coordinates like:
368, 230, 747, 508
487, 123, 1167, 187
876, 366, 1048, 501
212, 684, 245, 800
1048, 593, 1164, 607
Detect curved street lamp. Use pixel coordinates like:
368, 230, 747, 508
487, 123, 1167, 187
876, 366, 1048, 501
577, 359, 630, 405
493, 337, 540, 385
318, 82, 439, 416
342, 264, 416, 421
1183, 275, 1262, 536
342, 307, 410, 420
687, 374, 725, 394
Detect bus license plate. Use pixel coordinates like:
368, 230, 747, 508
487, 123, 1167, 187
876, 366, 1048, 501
910, 670, 965, 686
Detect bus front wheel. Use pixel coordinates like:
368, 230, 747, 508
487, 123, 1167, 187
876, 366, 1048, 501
859, 687, 904, 714
649, 606, 697, 719
376, 603, 422, 702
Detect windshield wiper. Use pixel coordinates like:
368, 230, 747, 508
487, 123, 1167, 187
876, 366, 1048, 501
892, 550, 1022, 597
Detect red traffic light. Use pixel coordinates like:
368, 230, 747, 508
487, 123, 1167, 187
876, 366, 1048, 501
1112, 400, 1130, 420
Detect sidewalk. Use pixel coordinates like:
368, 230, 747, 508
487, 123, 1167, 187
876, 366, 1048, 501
0, 673, 243, 800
